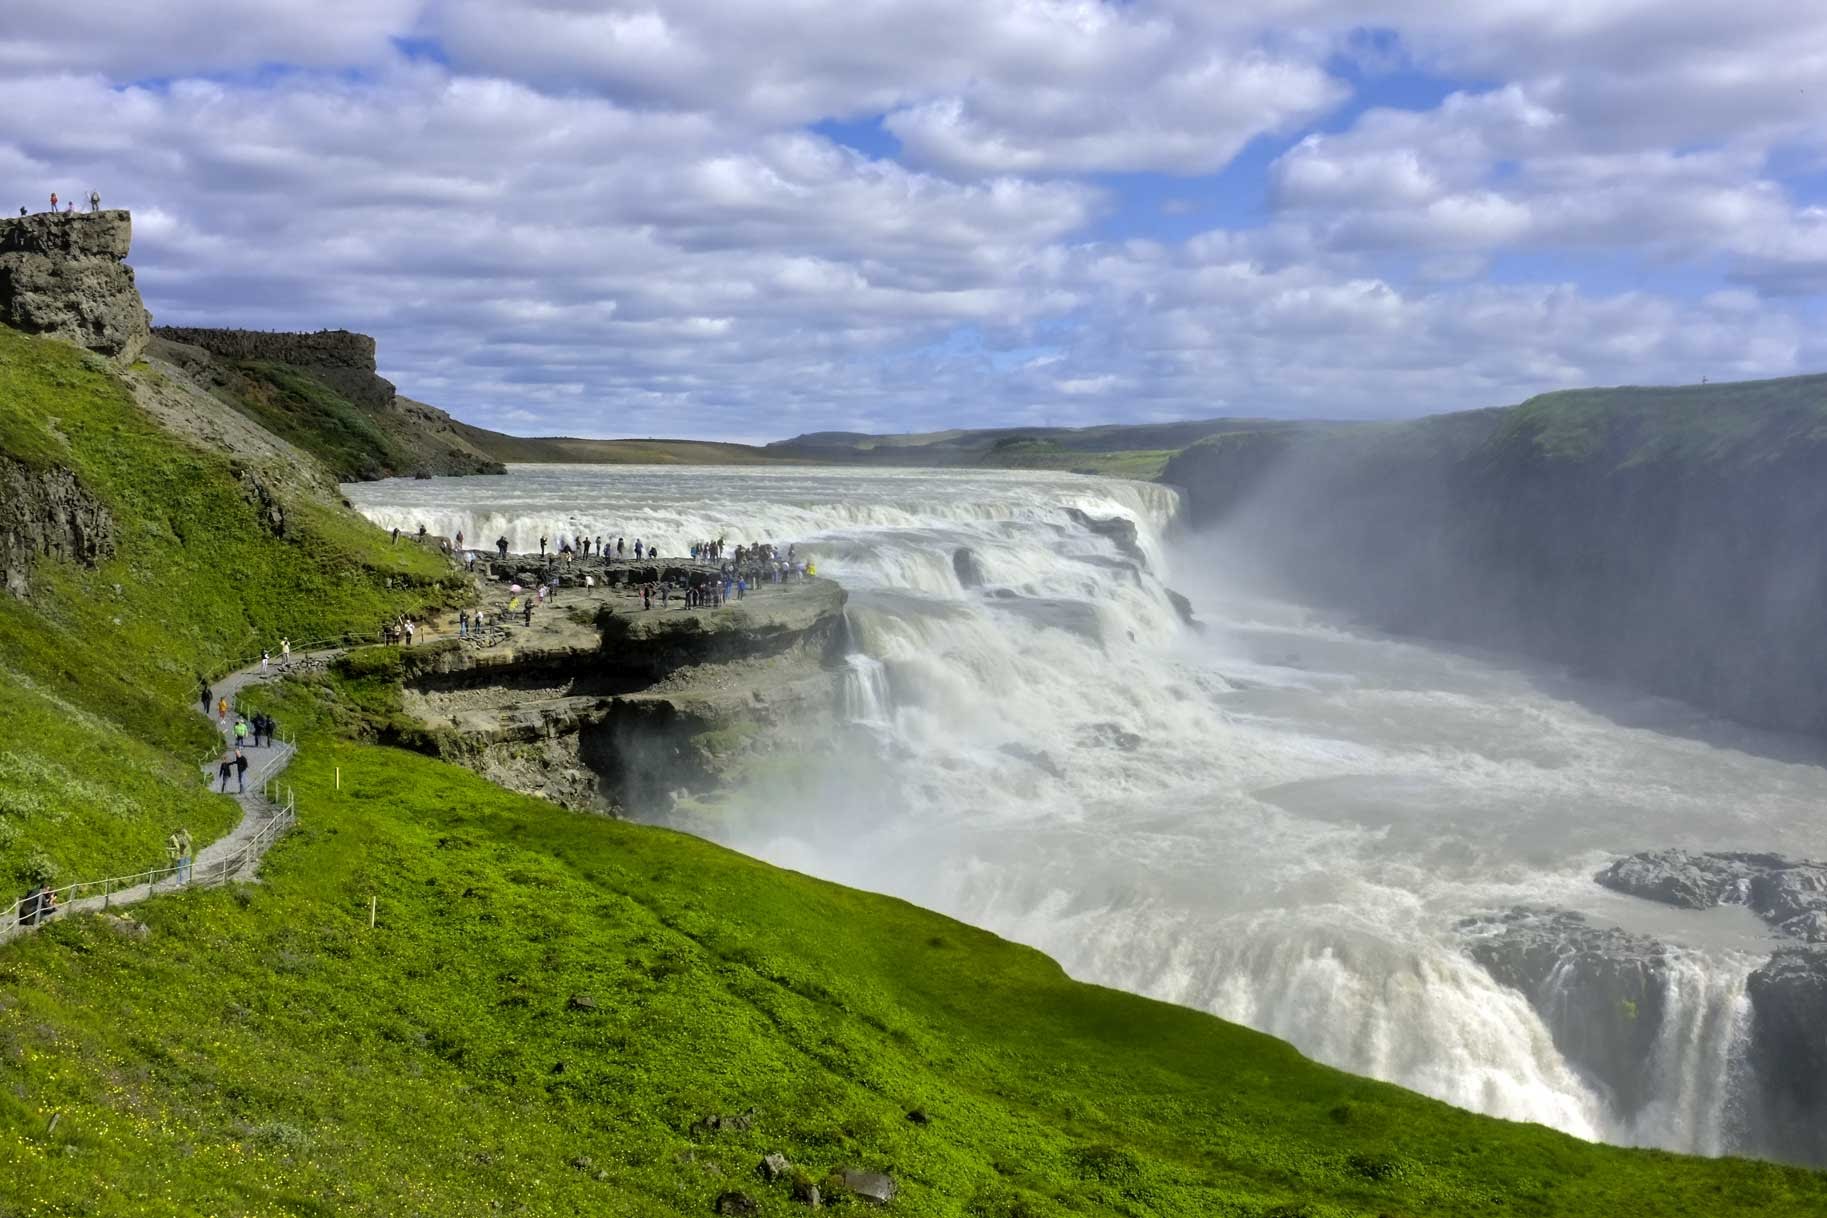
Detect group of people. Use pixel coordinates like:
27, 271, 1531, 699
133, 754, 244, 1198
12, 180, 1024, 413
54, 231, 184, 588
231, 711, 280, 749
19, 191, 101, 218
382, 615, 417, 646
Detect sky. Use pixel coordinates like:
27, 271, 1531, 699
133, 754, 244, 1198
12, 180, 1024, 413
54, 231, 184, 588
4, 2, 1827, 442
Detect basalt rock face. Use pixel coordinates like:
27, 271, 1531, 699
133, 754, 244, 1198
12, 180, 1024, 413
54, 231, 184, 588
1, 457, 115, 597
1065, 508, 1147, 568
0, 211, 151, 362
1746, 946, 1827, 1163
1459, 909, 1672, 1116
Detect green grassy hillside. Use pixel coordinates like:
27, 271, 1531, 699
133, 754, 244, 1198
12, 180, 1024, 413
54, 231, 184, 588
5, 666, 1824, 1216
0, 327, 462, 886
3, 336, 1826, 1214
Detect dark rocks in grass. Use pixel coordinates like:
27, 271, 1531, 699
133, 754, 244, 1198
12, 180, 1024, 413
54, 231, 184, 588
839, 1169, 897, 1205
952, 547, 988, 588
713, 1190, 758, 1216
789, 1173, 822, 1208
905, 1107, 930, 1125
690, 1106, 758, 1138
566, 993, 597, 1011
758, 1152, 791, 1182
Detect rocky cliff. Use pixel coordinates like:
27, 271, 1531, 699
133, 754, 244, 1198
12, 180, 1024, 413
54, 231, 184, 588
1164, 374, 1827, 738
0, 457, 115, 598
149, 327, 506, 481
0, 211, 151, 362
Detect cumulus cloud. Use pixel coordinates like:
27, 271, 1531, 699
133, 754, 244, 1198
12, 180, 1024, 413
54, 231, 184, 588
1, 1, 1824, 439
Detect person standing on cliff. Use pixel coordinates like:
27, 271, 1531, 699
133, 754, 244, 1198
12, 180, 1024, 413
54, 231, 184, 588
523, 601, 533, 626
281, 637, 290, 662
497, 535, 509, 559
88, 191, 100, 213
391, 527, 399, 545
168, 828, 193, 884
48, 192, 57, 213
539, 535, 548, 558
218, 751, 234, 792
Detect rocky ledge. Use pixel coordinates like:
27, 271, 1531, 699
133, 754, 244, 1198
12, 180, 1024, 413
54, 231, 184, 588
391, 561, 848, 814
1458, 847, 1827, 1163
1596, 849, 1827, 942
0, 210, 151, 362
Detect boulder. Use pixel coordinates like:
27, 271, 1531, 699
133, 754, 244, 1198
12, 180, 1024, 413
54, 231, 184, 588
0, 211, 151, 362
713, 1191, 758, 1216
1165, 587, 1199, 629
840, 1170, 897, 1206
952, 547, 988, 588
566, 993, 597, 1011
758, 1153, 790, 1182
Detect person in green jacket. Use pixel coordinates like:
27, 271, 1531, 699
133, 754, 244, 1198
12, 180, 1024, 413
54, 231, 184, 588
168, 828, 193, 884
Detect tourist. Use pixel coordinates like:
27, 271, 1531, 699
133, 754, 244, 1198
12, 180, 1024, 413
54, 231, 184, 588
280, 637, 290, 661
21, 883, 57, 926
456, 530, 464, 549
234, 749, 249, 793
459, 610, 469, 639
49, 192, 57, 213
391, 526, 399, 544
234, 716, 249, 748
200, 683, 212, 714
642, 584, 652, 611
218, 751, 234, 792
260, 649, 270, 675
523, 601, 533, 626
218, 696, 229, 724
737, 576, 747, 601
64, 202, 73, 214
594, 535, 603, 557
88, 190, 100, 213
617, 537, 625, 558
497, 536, 509, 558
168, 827, 193, 884
540, 535, 548, 558
404, 618, 415, 646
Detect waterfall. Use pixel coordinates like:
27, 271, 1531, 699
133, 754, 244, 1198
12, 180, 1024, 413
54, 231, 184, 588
346, 463, 1827, 1163
842, 654, 893, 726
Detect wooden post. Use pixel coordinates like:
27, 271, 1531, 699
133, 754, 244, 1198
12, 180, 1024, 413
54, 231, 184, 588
335, 767, 341, 790
369, 895, 376, 929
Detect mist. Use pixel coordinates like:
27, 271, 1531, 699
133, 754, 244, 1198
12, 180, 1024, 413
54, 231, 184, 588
350, 463, 1827, 1163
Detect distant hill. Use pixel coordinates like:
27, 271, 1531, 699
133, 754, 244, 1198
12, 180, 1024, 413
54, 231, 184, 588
448, 424, 803, 466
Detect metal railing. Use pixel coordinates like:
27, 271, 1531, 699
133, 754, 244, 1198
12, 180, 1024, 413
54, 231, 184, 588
0, 789, 297, 946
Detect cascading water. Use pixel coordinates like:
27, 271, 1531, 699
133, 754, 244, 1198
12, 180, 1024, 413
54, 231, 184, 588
346, 463, 1827, 1162
841, 654, 893, 727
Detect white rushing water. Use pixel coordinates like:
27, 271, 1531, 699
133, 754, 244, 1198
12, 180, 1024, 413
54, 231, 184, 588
347, 463, 1827, 1157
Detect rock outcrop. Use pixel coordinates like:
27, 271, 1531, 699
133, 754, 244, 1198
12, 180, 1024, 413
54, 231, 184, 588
1596, 850, 1827, 942
1746, 946, 1827, 1163
953, 547, 987, 588
1065, 507, 1147, 568
1, 457, 115, 597
1459, 908, 1671, 1115
151, 326, 391, 406
0, 210, 151, 362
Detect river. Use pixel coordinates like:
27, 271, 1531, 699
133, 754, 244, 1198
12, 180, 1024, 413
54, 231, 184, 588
346, 463, 1827, 1160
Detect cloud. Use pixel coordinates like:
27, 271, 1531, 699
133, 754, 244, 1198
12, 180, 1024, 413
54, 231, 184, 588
0, 2, 1823, 441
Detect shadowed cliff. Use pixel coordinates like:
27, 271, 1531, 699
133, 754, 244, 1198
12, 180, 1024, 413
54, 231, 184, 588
1164, 373, 1827, 738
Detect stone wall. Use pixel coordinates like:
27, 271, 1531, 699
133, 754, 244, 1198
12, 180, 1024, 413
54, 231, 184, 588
0, 210, 151, 362
151, 326, 377, 371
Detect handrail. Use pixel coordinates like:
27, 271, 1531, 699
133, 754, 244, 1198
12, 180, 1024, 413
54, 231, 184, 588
0, 791, 296, 945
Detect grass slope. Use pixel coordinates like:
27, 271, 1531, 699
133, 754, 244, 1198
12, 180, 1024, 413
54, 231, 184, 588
0, 327, 462, 886
4, 338, 1826, 1214
3, 667, 1823, 1216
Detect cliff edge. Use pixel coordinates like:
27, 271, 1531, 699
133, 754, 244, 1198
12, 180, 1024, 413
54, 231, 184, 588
0, 210, 151, 362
